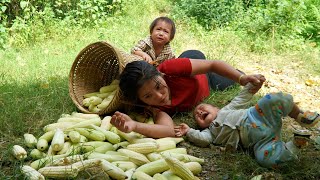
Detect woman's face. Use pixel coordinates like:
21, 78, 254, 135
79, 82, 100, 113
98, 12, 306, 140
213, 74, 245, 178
194, 103, 219, 128
137, 76, 170, 106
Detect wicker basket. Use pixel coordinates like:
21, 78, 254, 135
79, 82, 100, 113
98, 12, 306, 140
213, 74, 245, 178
69, 41, 142, 115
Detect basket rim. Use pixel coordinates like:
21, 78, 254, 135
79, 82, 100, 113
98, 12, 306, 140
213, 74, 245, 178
68, 41, 123, 115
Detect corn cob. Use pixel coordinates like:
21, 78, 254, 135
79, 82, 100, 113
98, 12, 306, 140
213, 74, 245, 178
68, 130, 81, 143
97, 92, 111, 99
24, 133, 38, 148
146, 152, 162, 162
161, 147, 187, 154
30, 154, 68, 170
38, 165, 79, 178
30, 149, 46, 160
113, 141, 129, 150
51, 128, 65, 151
99, 84, 118, 93
74, 128, 105, 141
57, 117, 88, 123
79, 141, 113, 152
132, 171, 154, 180
57, 141, 72, 155
131, 137, 157, 144
38, 130, 55, 142
160, 152, 204, 164
21, 165, 45, 180
162, 154, 194, 180
100, 116, 112, 130
71, 112, 100, 119
135, 159, 169, 176
12, 145, 27, 160
156, 139, 176, 152
117, 149, 150, 166
124, 168, 135, 180
105, 151, 125, 156
100, 159, 127, 180
162, 171, 183, 180
37, 139, 48, 151
111, 161, 137, 171
157, 137, 184, 144
47, 155, 84, 166
67, 118, 101, 129
184, 162, 202, 175
46, 145, 56, 156
72, 158, 101, 171
87, 152, 129, 162
153, 173, 167, 180
126, 141, 158, 154
83, 92, 100, 98
90, 124, 121, 144
43, 122, 76, 132
97, 92, 115, 109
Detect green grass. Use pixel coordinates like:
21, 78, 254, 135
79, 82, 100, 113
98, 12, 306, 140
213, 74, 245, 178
1, 0, 320, 179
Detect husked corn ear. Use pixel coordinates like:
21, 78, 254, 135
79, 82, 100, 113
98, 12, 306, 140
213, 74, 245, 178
79, 141, 114, 152
39, 130, 55, 142
100, 116, 112, 130
162, 154, 194, 180
21, 165, 45, 180
24, 133, 37, 148
43, 122, 76, 132
124, 168, 135, 180
136, 159, 169, 176
184, 162, 202, 175
153, 173, 167, 180
126, 142, 158, 154
161, 152, 204, 164
146, 152, 162, 162
30, 149, 46, 160
12, 145, 27, 160
48, 155, 84, 166
113, 141, 129, 150
116, 129, 143, 143
111, 161, 137, 171
132, 171, 154, 180
74, 128, 105, 141
67, 118, 101, 129
30, 154, 68, 170
37, 139, 48, 151
83, 92, 99, 98
131, 137, 157, 144
99, 84, 118, 93
90, 124, 121, 144
100, 159, 127, 180
156, 139, 176, 152
118, 149, 150, 166
157, 137, 184, 144
161, 147, 187, 154
51, 128, 65, 151
38, 165, 79, 178
87, 152, 129, 162
57, 117, 87, 123
93, 143, 116, 153
162, 171, 183, 180
71, 112, 100, 119
72, 158, 101, 171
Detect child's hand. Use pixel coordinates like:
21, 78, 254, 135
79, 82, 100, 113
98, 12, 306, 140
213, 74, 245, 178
141, 53, 153, 63
174, 123, 190, 137
240, 74, 265, 94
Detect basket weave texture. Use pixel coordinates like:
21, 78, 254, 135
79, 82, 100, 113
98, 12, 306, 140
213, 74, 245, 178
69, 41, 142, 115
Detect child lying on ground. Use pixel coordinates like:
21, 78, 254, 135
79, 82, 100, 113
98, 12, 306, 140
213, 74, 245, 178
174, 82, 319, 169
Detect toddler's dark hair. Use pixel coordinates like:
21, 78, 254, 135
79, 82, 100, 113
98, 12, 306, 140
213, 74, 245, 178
149, 16, 176, 40
119, 61, 161, 103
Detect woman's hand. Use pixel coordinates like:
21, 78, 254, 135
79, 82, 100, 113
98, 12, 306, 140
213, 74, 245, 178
240, 74, 265, 93
111, 111, 137, 133
174, 123, 190, 137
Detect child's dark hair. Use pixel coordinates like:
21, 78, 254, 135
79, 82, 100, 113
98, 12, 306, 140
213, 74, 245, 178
119, 61, 161, 103
149, 16, 176, 40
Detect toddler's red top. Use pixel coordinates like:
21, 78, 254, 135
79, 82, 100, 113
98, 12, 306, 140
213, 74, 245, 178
157, 58, 210, 114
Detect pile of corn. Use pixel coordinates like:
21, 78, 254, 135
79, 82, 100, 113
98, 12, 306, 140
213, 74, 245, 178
13, 112, 204, 179
82, 80, 119, 113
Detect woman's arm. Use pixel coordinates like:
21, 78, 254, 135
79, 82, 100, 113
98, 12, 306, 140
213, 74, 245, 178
111, 110, 175, 138
189, 59, 263, 87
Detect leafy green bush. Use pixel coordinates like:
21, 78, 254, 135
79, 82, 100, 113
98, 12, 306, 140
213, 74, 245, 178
0, 0, 123, 48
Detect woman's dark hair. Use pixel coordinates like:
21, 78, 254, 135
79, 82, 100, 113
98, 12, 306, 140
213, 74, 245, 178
149, 16, 176, 40
119, 61, 161, 103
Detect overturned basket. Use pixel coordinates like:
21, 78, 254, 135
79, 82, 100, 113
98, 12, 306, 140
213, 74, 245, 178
69, 41, 142, 115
